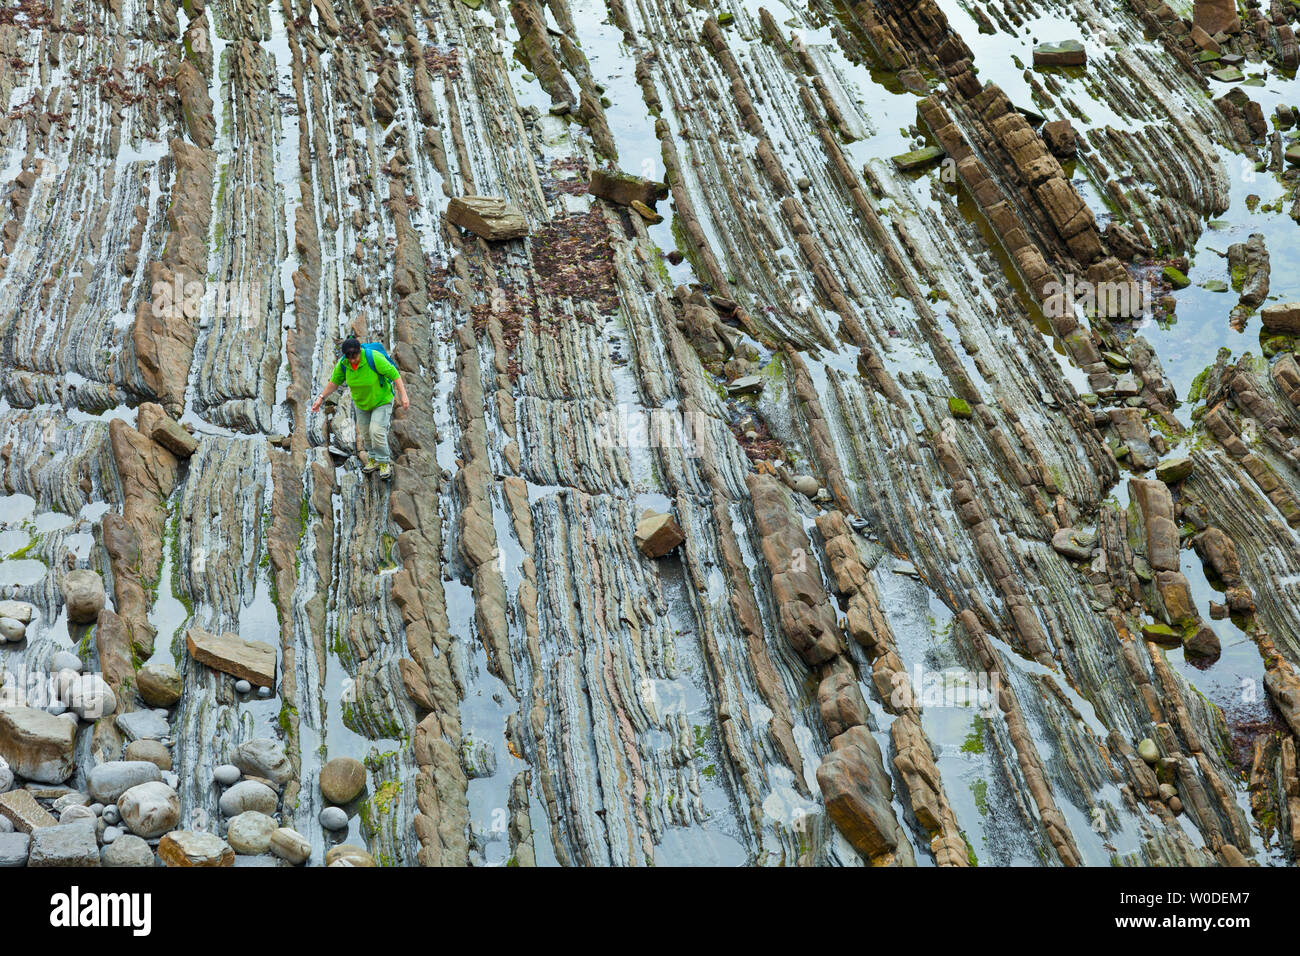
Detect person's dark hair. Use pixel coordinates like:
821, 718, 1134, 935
341, 337, 361, 358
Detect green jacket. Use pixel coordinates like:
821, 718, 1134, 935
330, 351, 399, 411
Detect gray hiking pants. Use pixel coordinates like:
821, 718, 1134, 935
355, 401, 393, 464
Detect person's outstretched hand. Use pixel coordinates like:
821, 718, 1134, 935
400, 395, 410, 411
311, 396, 323, 412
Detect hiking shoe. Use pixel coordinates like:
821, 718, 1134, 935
362, 459, 379, 474
378, 462, 392, 481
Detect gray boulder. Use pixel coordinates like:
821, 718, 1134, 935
0, 831, 29, 866
28, 820, 100, 866
231, 738, 293, 786
115, 709, 170, 742
102, 834, 156, 867
87, 761, 163, 804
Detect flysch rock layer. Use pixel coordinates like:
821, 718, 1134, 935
0, 0, 1295, 868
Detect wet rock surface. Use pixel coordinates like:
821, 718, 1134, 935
0, 0, 1295, 869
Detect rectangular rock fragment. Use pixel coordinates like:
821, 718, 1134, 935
446, 196, 528, 241
186, 627, 276, 687
0, 788, 58, 833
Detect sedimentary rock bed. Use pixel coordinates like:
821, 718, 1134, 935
0, 0, 1298, 867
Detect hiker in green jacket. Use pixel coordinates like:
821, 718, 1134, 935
311, 337, 410, 480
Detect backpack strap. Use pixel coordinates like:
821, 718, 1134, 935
362, 345, 394, 396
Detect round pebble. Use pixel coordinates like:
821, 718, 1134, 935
102, 805, 120, 825
234, 679, 252, 695
319, 807, 348, 831
256, 686, 273, 699
101, 826, 123, 844
213, 765, 242, 786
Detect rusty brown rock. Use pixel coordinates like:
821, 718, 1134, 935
634, 512, 684, 558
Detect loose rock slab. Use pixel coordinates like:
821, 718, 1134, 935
446, 196, 528, 241
115, 710, 170, 742
1261, 302, 1300, 334
1033, 40, 1086, 68
891, 145, 946, 171
186, 628, 276, 687
0, 788, 58, 831
147, 413, 198, 457
28, 820, 99, 866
